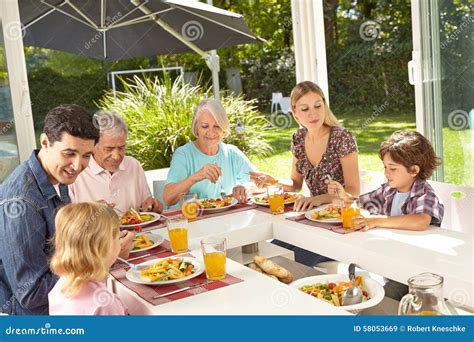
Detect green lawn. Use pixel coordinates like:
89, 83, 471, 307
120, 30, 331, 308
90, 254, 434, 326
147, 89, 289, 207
251, 111, 473, 187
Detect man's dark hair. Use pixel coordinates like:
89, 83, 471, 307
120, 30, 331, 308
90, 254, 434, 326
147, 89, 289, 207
43, 104, 100, 144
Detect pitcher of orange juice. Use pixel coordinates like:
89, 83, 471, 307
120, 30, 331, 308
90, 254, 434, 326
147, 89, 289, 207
398, 273, 451, 315
180, 193, 199, 221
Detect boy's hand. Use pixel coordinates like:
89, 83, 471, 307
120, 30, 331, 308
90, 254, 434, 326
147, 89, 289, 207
352, 215, 384, 231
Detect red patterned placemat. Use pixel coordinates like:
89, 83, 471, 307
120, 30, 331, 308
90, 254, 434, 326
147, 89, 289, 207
286, 214, 363, 234
110, 253, 243, 306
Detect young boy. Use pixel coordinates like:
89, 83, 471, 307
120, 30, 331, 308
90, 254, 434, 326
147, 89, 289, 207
329, 130, 444, 231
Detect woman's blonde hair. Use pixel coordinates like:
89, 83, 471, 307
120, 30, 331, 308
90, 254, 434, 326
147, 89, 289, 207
290, 81, 341, 128
191, 99, 230, 138
50, 202, 120, 297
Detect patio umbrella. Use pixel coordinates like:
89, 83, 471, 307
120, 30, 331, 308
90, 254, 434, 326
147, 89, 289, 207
18, 0, 265, 97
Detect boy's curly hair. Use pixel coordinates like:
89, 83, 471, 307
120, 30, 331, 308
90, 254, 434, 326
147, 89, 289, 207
379, 131, 441, 180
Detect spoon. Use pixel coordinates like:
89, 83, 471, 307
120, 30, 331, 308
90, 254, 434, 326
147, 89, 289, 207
342, 263, 363, 306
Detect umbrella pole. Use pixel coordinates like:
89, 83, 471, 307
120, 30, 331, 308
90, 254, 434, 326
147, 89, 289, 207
130, 0, 221, 99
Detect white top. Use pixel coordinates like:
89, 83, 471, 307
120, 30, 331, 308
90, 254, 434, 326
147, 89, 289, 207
390, 191, 410, 216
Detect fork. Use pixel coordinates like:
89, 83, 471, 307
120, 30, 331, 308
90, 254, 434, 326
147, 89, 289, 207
327, 175, 342, 206
116, 257, 148, 271
217, 178, 226, 199
152, 280, 213, 299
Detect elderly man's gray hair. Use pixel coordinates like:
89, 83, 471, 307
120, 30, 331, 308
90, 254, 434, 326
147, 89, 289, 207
191, 99, 230, 138
93, 111, 128, 138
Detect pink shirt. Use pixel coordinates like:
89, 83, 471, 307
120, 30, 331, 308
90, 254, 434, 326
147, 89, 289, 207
69, 156, 151, 213
49, 278, 128, 315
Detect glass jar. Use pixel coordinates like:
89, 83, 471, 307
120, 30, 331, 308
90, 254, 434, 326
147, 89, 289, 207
398, 273, 451, 315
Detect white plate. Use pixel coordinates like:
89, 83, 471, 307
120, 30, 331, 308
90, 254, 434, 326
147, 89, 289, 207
305, 204, 342, 223
120, 212, 161, 228
199, 198, 238, 213
251, 192, 300, 206
290, 274, 385, 313
125, 257, 204, 285
130, 233, 164, 254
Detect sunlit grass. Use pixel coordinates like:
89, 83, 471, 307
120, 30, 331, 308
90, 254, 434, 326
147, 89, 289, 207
251, 111, 473, 187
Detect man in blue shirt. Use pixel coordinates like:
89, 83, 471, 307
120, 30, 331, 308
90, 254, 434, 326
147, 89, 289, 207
0, 105, 102, 315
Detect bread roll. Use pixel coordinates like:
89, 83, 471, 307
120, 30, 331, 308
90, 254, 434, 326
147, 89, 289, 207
248, 262, 263, 273
253, 255, 292, 280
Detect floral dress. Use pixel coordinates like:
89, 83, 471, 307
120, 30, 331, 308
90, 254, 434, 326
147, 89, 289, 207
291, 126, 358, 196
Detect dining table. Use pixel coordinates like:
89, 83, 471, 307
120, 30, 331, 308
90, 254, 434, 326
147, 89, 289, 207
109, 205, 474, 314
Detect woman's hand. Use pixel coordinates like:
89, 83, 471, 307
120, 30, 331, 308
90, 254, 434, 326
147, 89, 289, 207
193, 164, 222, 183
293, 196, 321, 212
249, 171, 278, 188
232, 185, 248, 203
326, 180, 351, 201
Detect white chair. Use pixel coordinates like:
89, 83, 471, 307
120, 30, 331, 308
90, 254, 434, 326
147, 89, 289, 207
270, 92, 283, 113
279, 97, 291, 114
360, 170, 474, 234
144, 168, 170, 209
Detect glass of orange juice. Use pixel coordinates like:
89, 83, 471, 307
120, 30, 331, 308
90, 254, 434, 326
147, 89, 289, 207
341, 198, 360, 229
267, 184, 284, 215
180, 193, 199, 221
166, 217, 188, 253
201, 237, 226, 281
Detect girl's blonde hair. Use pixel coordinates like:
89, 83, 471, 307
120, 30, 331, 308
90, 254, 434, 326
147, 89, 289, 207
50, 202, 120, 297
191, 99, 230, 138
290, 81, 342, 128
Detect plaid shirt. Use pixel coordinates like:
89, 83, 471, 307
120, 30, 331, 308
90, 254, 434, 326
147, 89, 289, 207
359, 179, 444, 227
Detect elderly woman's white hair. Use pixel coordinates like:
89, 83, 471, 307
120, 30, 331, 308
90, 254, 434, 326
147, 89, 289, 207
93, 111, 128, 138
191, 99, 230, 138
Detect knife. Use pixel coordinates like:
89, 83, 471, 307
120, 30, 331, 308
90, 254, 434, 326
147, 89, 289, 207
152, 281, 211, 299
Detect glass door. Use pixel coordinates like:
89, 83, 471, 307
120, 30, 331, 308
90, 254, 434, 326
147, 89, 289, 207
410, 0, 473, 187
0, 13, 20, 182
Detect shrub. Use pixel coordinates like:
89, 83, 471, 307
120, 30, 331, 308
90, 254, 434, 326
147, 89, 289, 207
99, 74, 272, 170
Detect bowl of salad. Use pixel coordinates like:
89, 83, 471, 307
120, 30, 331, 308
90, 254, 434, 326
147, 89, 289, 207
290, 274, 385, 314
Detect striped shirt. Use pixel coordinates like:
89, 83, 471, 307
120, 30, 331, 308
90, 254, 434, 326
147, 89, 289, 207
359, 179, 444, 227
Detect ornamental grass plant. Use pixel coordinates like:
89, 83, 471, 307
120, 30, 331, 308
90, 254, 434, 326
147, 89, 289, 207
99, 74, 272, 170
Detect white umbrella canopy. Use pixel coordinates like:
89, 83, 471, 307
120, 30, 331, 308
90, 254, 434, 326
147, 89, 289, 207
19, 0, 265, 97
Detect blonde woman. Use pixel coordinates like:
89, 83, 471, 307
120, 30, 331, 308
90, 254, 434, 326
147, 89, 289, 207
164, 99, 257, 206
251, 81, 360, 211
48, 202, 128, 315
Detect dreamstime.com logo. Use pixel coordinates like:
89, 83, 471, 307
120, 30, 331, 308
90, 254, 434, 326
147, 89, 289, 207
181, 20, 204, 41
4, 323, 85, 336
359, 20, 381, 41
4, 21, 26, 40
448, 109, 470, 130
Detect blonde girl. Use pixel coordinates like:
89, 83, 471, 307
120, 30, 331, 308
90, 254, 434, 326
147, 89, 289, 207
48, 202, 128, 315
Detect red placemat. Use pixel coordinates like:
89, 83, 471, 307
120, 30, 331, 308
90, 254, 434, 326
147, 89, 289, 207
286, 214, 364, 234
110, 252, 243, 306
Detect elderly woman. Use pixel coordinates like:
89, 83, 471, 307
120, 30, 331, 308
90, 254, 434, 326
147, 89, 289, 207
163, 99, 257, 206
251, 81, 360, 211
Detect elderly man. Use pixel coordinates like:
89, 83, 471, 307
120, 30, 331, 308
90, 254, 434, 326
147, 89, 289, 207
69, 112, 163, 214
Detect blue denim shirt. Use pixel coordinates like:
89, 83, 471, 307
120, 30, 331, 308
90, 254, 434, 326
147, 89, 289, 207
0, 150, 70, 315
